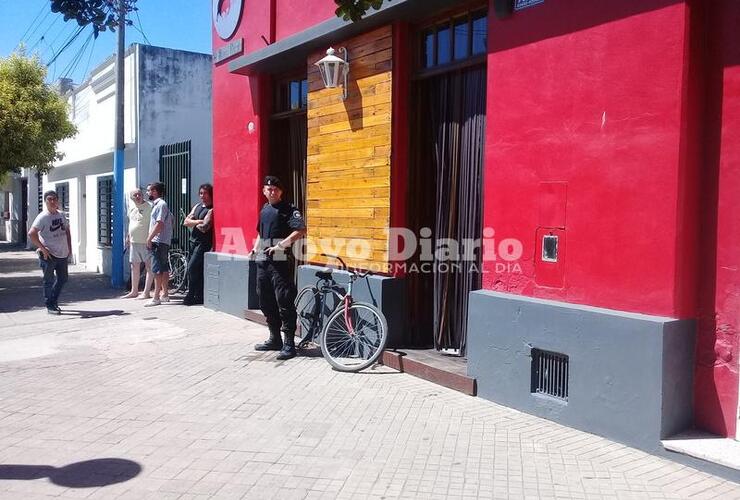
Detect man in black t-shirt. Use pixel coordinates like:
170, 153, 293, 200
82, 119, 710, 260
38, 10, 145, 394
183, 183, 214, 305
249, 176, 306, 360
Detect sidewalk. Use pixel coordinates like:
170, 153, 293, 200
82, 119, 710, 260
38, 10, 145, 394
0, 244, 738, 499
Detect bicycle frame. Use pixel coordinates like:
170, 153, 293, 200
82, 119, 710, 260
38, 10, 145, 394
317, 254, 368, 336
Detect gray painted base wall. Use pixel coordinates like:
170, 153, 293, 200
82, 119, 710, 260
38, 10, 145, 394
297, 265, 405, 348
204, 252, 258, 318
467, 290, 695, 451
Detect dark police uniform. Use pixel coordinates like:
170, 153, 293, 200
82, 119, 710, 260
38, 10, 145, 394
184, 202, 213, 304
256, 200, 306, 340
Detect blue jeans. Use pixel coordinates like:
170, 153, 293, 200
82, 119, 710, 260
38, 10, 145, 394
39, 255, 68, 308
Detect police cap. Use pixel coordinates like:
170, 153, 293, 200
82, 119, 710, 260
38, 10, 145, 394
263, 176, 283, 188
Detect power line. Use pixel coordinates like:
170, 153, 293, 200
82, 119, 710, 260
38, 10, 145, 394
133, 10, 152, 45
47, 23, 85, 81
81, 35, 98, 81
16, 2, 48, 49
28, 15, 62, 54
43, 20, 78, 59
23, 9, 53, 47
60, 30, 95, 81
46, 25, 86, 67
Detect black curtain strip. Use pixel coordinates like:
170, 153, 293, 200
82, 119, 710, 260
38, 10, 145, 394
430, 66, 486, 355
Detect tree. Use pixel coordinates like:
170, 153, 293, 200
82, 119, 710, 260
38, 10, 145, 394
334, 0, 386, 22
0, 52, 77, 179
50, 0, 136, 37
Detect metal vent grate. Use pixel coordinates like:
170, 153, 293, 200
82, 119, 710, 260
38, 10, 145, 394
531, 349, 569, 401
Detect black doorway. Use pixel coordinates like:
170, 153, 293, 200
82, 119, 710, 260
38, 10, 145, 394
406, 63, 486, 355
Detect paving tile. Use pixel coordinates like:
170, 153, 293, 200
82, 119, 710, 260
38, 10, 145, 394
0, 247, 739, 499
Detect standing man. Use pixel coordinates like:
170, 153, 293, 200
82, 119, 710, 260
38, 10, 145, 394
182, 183, 214, 305
123, 188, 154, 299
144, 182, 173, 307
250, 176, 306, 360
28, 190, 72, 315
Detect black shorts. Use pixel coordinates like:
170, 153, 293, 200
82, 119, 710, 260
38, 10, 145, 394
150, 242, 170, 274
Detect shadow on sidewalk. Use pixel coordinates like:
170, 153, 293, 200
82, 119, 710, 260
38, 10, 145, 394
0, 458, 142, 488
61, 309, 129, 319
0, 270, 123, 314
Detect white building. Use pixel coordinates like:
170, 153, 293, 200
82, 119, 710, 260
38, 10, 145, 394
4, 44, 212, 276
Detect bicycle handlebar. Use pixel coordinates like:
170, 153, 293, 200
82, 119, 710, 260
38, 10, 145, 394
321, 253, 372, 279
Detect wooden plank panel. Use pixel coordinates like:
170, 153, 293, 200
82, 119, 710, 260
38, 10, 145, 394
305, 25, 392, 270
315, 197, 390, 209
307, 93, 391, 119
308, 164, 390, 180
316, 119, 391, 137
308, 176, 390, 190
311, 135, 390, 155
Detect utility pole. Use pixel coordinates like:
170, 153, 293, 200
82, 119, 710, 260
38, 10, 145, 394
111, 0, 125, 288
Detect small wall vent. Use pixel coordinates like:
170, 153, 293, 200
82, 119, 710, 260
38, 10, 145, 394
531, 348, 569, 402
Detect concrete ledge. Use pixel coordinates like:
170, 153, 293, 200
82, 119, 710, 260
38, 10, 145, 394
297, 265, 405, 348
467, 290, 695, 451
204, 252, 258, 319
663, 431, 740, 471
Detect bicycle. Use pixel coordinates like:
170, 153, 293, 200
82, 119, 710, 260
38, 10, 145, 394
167, 206, 190, 294
168, 240, 188, 294
294, 254, 388, 372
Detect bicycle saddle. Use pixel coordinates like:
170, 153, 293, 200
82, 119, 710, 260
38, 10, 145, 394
315, 269, 333, 280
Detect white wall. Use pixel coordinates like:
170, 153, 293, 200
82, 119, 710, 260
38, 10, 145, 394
83, 167, 137, 275
42, 44, 211, 277
137, 46, 212, 204
56, 48, 138, 166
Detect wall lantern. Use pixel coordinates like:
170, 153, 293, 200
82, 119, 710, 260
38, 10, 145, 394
314, 47, 349, 100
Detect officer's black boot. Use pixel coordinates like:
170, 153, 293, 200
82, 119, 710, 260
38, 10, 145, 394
255, 327, 283, 351
276, 331, 296, 360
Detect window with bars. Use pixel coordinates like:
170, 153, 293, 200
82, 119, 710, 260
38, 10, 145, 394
97, 176, 113, 247
55, 182, 70, 213
531, 348, 569, 402
420, 9, 488, 70
274, 77, 308, 114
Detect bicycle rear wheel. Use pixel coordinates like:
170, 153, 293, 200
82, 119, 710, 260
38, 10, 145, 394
168, 251, 188, 294
320, 302, 388, 372
295, 286, 320, 348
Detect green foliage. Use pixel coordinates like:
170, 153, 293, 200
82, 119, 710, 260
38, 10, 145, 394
0, 53, 77, 177
50, 0, 137, 37
334, 0, 386, 22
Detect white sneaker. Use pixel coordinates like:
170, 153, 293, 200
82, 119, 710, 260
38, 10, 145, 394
161, 295, 170, 303
144, 298, 161, 307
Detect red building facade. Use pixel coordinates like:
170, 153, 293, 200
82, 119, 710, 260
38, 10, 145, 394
208, 0, 740, 447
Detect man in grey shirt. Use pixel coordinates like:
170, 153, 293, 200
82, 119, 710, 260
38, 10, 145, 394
28, 190, 72, 315
144, 181, 173, 306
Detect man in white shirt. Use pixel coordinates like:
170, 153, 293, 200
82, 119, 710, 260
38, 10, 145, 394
123, 188, 154, 299
28, 190, 72, 315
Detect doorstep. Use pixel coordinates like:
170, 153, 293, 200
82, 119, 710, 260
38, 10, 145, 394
243, 308, 477, 396
380, 349, 477, 396
662, 430, 740, 471
244, 309, 267, 326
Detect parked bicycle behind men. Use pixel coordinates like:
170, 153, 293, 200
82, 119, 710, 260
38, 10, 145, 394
249, 176, 307, 360
144, 181, 174, 307
182, 183, 214, 305
28, 190, 72, 315
122, 188, 154, 299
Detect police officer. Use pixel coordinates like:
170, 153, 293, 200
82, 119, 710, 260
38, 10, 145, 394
249, 176, 307, 360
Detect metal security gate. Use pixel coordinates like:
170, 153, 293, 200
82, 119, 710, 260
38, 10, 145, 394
159, 140, 191, 250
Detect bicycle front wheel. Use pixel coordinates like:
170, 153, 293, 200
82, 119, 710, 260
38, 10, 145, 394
168, 251, 188, 294
320, 302, 388, 372
295, 286, 320, 347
